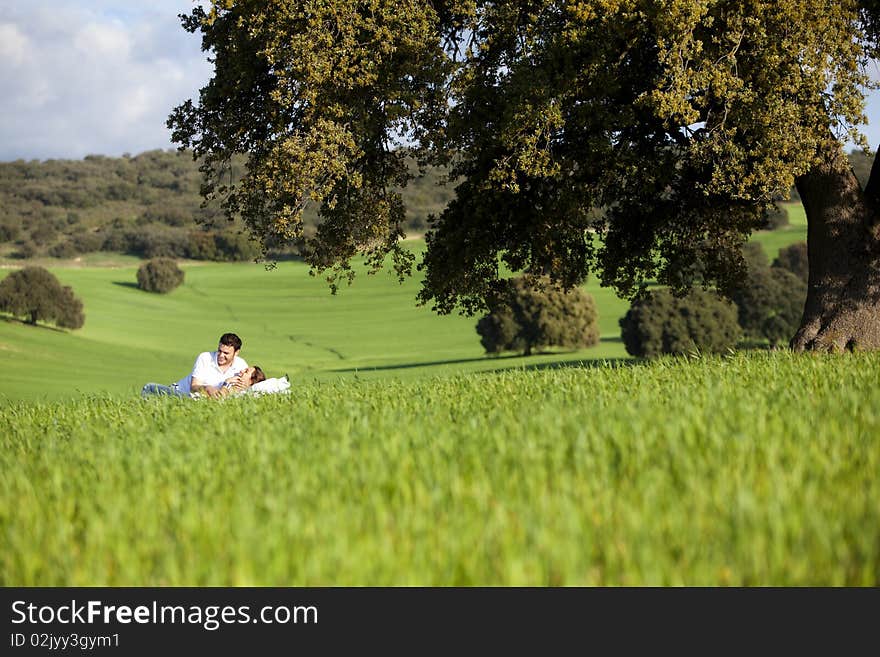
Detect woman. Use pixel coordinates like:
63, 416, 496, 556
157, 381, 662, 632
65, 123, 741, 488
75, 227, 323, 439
215, 365, 266, 397
142, 365, 266, 398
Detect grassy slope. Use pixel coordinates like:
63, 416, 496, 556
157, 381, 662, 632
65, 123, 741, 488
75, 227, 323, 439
751, 201, 807, 259
0, 203, 805, 401
2, 352, 877, 585
3, 203, 875, 586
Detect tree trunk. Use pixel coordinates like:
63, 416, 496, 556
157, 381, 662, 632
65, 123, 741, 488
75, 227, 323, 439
791, 140, 880, 351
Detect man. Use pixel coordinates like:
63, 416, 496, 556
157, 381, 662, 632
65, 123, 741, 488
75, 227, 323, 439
141, 332, 249, 398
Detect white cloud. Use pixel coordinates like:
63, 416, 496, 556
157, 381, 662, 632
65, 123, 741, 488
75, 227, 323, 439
0, 1, 211, 161
0, 23, 29, 67
73, 21, 131, 59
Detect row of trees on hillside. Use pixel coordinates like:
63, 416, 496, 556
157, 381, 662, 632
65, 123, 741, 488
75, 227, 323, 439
479, 241, 808, 358
4, 143, 856, 267
0, 150, 449, 263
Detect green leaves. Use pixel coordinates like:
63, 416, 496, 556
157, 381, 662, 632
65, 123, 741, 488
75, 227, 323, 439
171, 1, 879, 313
476, 275, 600, 354
0, 266, 84, 329
169, 0, 449, 286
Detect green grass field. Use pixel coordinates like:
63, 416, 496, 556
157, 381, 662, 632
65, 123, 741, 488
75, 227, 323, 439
2, 352, 877, 585
0, 253, 633, 401
0, 203, 806, 402
7, 201, 869, 587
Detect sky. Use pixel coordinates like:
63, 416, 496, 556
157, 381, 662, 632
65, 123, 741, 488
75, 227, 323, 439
2, 1, 880, 162
0, 1, 211, 161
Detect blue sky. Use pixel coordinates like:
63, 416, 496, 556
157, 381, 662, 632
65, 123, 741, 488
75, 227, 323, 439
2, 1, 880, 162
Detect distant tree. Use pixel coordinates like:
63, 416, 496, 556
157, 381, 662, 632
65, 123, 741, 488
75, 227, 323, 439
730, 267, 807, 347
214, 230, 260, 262
772, 242, 809, 283
13, 240, 37, 259
186, 230, 221, 261
53, 286, 85, 329
0, 220, 19, 242
136, 258, 185, 294
760, 204, 789, 230
137, 207, 191, 227
0, 149, 437, 267
620, 288, 740, 358
30, 222, 58, 247
48, 240, 78, 259
742, 242, 770, 273
848, 148, 875, 190
128, 226, 189, 259
70, 231, 104, 254
0, 266, 84, 328
476, 276, 599, 356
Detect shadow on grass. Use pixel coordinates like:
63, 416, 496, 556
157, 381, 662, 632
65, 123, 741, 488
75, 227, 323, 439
483, 356, 641, 375
331, 355, 513, 373
112, 281, 140, 289
331, 354, 643, 375
0, 314, 67, 332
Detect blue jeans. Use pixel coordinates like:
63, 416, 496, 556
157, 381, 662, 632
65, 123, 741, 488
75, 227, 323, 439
141, 382, 187, 398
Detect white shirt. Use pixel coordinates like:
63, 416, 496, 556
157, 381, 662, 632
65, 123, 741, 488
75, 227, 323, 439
174, 351, 248, 394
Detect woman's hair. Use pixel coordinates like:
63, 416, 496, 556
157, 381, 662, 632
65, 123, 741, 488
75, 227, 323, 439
250, 366, 266, 385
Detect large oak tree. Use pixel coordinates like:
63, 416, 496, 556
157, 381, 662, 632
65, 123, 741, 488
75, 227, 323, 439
170, 0, 880, 351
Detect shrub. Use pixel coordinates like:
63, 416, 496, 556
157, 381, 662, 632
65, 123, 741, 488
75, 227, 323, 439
128, 225, 189, 258
29, 222, 58, 246
0, 220, 19, 242
54, 286, 85, 328
0, 266, 84, 328
186, 230, 221, 260
476, 276, 600, 356
49, 233, 104, 258
741, 241, 769, 272
476, 309, 521, 354
13, 240, 37, 259
48, 240, 78, 259
619, 288, 740, 358
71, 231, 104, 254
136, 257, 185, 293
760, 204, 789, 230
137, 207, 191, 227
729, 267, 806, 347
772, 241, 808, 283
214, 230, 260, 262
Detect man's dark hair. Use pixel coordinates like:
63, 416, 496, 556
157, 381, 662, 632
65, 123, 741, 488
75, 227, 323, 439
219, 332, 242, 351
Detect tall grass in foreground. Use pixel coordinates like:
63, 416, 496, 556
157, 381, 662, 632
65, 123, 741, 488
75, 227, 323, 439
2, 352, 878, 585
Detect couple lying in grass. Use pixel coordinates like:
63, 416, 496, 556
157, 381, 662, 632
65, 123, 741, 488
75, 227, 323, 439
141, 331, 288, 399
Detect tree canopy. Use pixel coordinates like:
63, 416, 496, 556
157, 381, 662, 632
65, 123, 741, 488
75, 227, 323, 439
0, 266, 84, 329
476, 275, 599, 355
137, 258, 186, 294
170, 1, 880, 350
